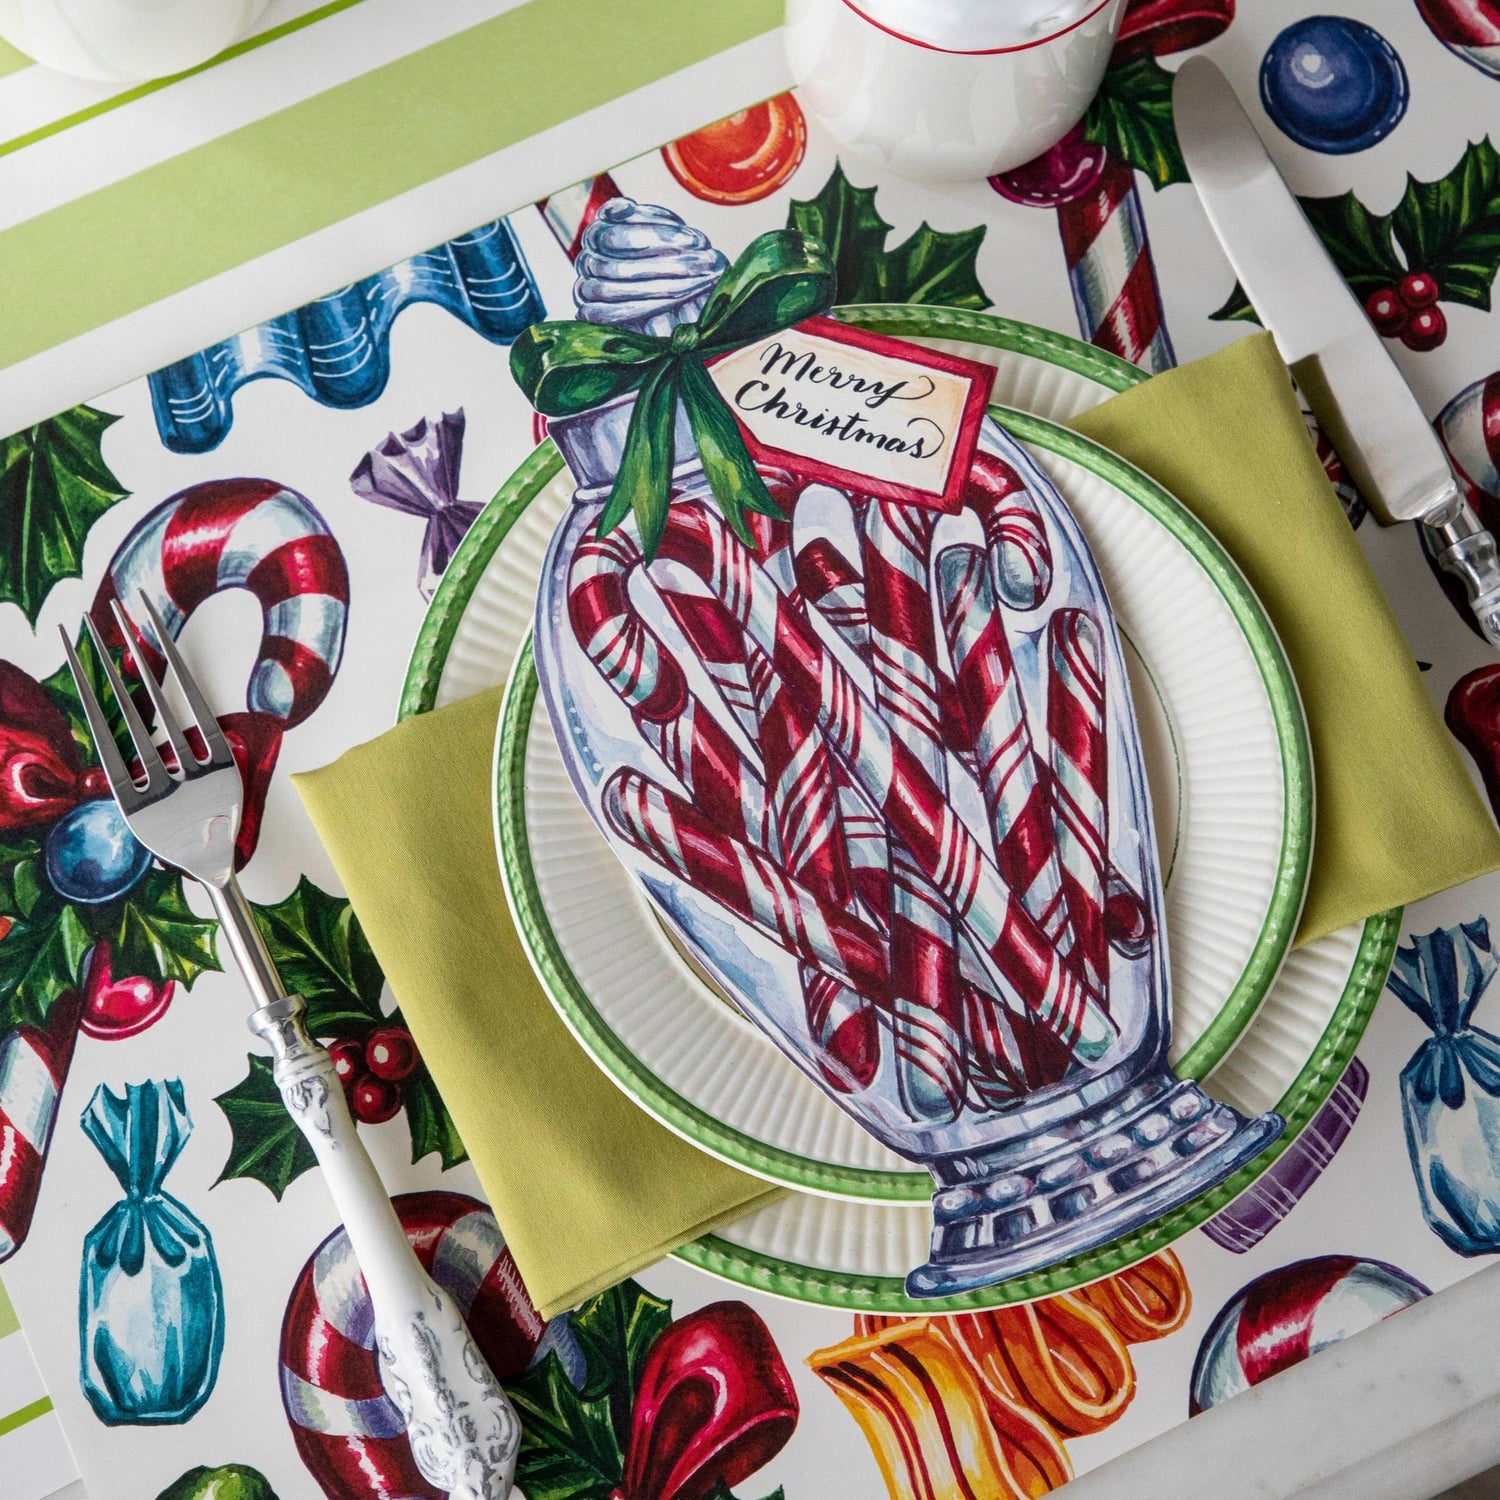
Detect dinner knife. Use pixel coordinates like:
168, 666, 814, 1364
1173, 55, 1500, 647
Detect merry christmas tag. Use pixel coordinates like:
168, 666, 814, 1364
708, 316, 995, 512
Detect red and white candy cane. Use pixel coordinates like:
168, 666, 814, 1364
647, 562, 882, 1092
0, 993, 81, 1264
602, 768, 892, 1007
568, 528, 767, 846
1048, 609, 1111, 1002
1417, 0, 1500, 80
656, 502, 1116, 1062
966, 451, 1055, 612
537, 172, 623, 260
937, 544, 1070, 950
863, 500, 968, 1122
93, 478, 347, 729
280, 1191, 544, 1500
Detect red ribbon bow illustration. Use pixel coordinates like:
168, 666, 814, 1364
614, 1302, 799, 1500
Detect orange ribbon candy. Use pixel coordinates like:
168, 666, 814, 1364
1075, 1250, 1191, 1344
810, 1319, 1071, 1500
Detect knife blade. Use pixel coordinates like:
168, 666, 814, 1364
1173, 55, 1500, 647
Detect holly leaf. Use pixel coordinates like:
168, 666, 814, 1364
250, 875, 385, 1036
402, 1058, 468, 1170
505, 1351, 623, 1500
569, 1279, 672, 1448
214, 1054, 317, 1198
706, 1488, 786, 1500
1084, 53, 1185, 190
0, 406, 128, 626
1392, 137, 1500, 311
96, 866, 220, 987
0, 900, 90, 1031
786, 162, 991, 309
882, 223, 990, 310
787, 162, 892, 304
1211, 190, 1404, 324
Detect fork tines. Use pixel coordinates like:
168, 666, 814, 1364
59, 592, 235, 811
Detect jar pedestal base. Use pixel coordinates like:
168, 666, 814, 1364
906, 1073, 1282, 1299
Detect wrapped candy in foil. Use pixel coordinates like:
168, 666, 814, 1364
1389, 918, 1500, 1254
79, 1079, 224, 1425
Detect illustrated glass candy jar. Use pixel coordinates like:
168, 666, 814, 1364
514, 199, 1281, 1296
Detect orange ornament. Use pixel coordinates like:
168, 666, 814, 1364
662, 93, 808, 206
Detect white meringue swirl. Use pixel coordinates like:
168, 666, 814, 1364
573, 198, 726, 338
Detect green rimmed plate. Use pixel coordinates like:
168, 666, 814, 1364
403, 306, 1392, 1310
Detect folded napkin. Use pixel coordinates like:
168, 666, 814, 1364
1069, 331, 1500, 943
295, 330, 1500, 1317
295, 687, 782, 1318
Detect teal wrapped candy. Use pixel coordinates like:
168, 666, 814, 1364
1389, 919, 1500, 1255
79, 1079, 225, 1424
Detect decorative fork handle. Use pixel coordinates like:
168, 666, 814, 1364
210, 879, 520, 1500
1424, 494, 1500, 649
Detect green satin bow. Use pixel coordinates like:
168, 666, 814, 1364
510, 228, 836, 557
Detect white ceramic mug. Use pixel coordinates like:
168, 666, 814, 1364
786, 0, 1128, 181
0, 0, 270, 82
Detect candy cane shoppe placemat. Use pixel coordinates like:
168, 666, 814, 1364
6, 2, 1500, 1497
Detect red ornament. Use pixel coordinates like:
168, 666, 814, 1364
614, 1301, 799, 1500
662, 94, 808, 207
1403, 304, 1448, 351
79, 937, 175, 1040
365, 1026, 419, 1082
1364, 286, 1408, 337
326, 1039, 364, 1087
350, 1074, 402, 1124
1400, 271, 1441, 308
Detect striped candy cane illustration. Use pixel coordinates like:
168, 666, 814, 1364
863, 501, 969, 1121
0, 994, 82, 1262
655, 501, 1116, 1063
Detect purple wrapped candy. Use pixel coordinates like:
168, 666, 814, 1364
350, 410, 483, 600
1201, 1057, 1369, 1253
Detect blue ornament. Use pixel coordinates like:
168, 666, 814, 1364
44, 799, 151, 904
1261, 17, 1409, 155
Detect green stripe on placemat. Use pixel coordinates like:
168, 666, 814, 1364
0, 0, 781, 372
0, 1396, 53, 1437
0, 0, 372, 159
0, 1278, 17, 1339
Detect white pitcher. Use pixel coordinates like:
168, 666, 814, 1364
786, 0, 1128, 180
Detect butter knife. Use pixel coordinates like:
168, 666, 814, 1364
1173, 55, 1500, 646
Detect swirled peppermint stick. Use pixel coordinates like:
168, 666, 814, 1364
863, 500, 969, 1122
1048, 609, 1111, 1002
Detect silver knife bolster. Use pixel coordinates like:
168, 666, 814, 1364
1290, 339, 1459, 527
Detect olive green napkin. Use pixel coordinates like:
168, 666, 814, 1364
1069, 332, 1500, 943
294, 686, 782, 1319
294, 330, 1500, 1319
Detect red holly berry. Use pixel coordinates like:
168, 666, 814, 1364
1364, 286, 1408, 336
1402, 304, 1447, 351
327, 1039, 364, 1088
350, 1073, 402, 1124
1398, 271, 1440, 309
365, 1026, 419, 1082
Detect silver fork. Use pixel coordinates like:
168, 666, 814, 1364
62, 595, 520, 1500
